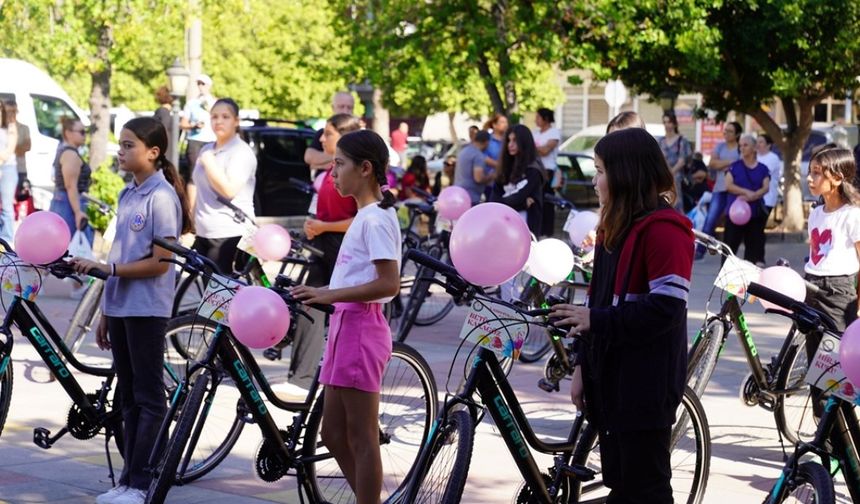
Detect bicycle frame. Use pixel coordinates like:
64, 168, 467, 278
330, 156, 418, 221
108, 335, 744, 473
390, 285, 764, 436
407, 346, 585, 503
768, 395, 860, 501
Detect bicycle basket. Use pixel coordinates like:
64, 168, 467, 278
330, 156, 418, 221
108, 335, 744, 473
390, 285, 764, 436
0, 252, 42, 303
458, 297, 529, 361
714, 254, 761, 298
806, 332, 860, 405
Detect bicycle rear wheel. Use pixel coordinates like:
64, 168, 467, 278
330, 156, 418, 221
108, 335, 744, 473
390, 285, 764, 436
172, 271, 207, 318
765, 461, 834, 504
413, 249, 455, 326
578, 387, 710, 504
517, 277, 551, 363
63, 280, 104, 356
774, 337, 817, 446
405, 409, 473, 504
304, 342, 438, 503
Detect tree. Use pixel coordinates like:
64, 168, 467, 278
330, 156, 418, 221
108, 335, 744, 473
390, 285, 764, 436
558, 0, 860, 231
331, 0, 565, 123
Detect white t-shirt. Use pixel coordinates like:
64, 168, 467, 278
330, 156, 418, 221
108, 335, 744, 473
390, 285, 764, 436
329, 203, 402, 303
532, 126, 562, 171
805, 204, 860, 276
757, 151, 781, 207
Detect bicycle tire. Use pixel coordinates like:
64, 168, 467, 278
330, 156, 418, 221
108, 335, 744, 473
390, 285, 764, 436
406, 409, 473, 504
765, 461, 834, 504
579, 387, 710, 504
686, 318, 725, 398
414, 249, 455, 326
774, 338, 817, 446
147, 369, 211, 504
172, 271, 207, 319
304, 342, 438, 503
161, 316, 245, 482
63, 280, 104, 356
0, 359, 13, 437
395, 264, 433, 342
517, 278, 552, 363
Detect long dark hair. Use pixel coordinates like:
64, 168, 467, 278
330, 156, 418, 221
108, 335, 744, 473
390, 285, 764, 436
810, 143, 860, 206
408, 155, 430, 188
122, 117, 194, 234
499, 124, 545, 186
336, 130, 397, 209
593, 128, 675, 251
0, 103, 6, 128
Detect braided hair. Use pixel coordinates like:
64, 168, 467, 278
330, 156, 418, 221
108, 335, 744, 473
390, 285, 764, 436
336, 130, 396, 209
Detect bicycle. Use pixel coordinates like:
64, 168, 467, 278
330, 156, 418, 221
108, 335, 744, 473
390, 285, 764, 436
0, 242, 238, 489
145, 237, 438, 504
395, 249, 710, 504
749, 281, 857, 503
687, 229, 825, 446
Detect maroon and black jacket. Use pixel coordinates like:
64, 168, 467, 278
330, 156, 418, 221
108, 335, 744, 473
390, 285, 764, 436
582, 207, 693, 432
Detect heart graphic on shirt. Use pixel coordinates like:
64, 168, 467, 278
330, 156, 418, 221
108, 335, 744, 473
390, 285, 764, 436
810, 228, 833, 265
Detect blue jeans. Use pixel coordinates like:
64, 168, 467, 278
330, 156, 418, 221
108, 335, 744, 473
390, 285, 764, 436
697, 191, 728, 256
49, 189, 95, 244
0, 165, 18, 245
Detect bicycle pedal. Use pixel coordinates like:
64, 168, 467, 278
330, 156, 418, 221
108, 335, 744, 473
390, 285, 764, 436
263, 348, 282, 361
537, 378, 560, 393
560, 464, 595, 482
33, 427, 53, 449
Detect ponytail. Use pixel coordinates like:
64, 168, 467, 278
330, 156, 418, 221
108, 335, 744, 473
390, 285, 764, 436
157, 154, 194, 234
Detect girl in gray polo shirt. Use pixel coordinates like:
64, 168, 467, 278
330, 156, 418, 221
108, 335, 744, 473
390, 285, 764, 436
72, 117, 193, 504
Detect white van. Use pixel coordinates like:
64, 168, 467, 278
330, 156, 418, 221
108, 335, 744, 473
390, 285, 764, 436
0, 58, 90, 209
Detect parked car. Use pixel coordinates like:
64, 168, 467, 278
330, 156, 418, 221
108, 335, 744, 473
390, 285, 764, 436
557, 152, 599, 208
240, 119, 317, 216
559, 123, 665, 155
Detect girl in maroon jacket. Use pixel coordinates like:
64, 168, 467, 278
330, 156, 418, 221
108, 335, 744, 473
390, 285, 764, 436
551, 127, 693, 503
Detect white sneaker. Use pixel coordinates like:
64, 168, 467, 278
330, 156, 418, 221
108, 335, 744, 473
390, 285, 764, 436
112, 488, 145, 504
95, 485, 127, 504
271, 381, 310, 402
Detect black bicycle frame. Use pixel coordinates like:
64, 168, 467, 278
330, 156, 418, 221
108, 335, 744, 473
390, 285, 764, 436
0, 296, 113, 423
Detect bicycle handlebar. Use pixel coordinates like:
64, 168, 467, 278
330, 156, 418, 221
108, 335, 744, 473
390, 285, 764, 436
81, 193, 113, 215
411, 186, 437, 203
288, 177, 316, 195
545, 194, 574, 210
216, 195, 256, 226
747, 282, 839, 333
153, 237, 223, 275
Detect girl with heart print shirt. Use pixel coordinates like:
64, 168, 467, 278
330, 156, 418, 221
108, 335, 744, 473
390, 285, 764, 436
804, 144, 860, 333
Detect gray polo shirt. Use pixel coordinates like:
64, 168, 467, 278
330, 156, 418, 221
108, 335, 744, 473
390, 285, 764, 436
191, 135, 257, 238
454, 143, 487, 204
103, 170, 182, 318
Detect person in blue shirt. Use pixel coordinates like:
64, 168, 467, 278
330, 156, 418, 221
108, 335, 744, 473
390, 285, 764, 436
724, 134, 770, 265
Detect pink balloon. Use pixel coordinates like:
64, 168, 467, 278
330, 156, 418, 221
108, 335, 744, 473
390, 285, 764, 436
758, 266, 806, 312
437, 186, 472, 220
253, 224, 292, 261
14, 211, 71, 264
313, 171, 327, 192
229, 286, 291, 349
728, 198, 751, 225
450, 203, 531, 286
839, 319, 860, 387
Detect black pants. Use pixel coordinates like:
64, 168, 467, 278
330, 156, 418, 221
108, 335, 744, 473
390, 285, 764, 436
185, 139, 207, 181
805, 273, 858, 333
723, 208, 768, 264
600, 427, 673, 503
192, 236, 250, 276
540, 174, 556, 238
107, 316, 168, 490
289, 232, 345, 387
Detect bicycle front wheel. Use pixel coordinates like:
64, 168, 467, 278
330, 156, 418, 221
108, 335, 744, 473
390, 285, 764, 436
765, 462, 834, 504
0, 358, 13, 437
405, 409, 473, 504
686, 318, 725, 398
304, 342, 438, 503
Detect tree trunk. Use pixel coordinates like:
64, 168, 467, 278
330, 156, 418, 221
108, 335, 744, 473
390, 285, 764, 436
88, 22, 113, 171
448, 111, 458, 144
476, 55, 506, 115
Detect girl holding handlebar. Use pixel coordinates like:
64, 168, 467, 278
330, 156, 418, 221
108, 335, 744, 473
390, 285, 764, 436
291, 130, 401, 504
550, 128, 693, 503
71, 117, 192, 504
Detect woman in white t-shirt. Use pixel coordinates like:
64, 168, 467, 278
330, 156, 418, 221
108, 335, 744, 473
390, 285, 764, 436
290, 130, 401, 504
756, 134, 782, 216
533, 107, 561, 237
804, 144, 860, 333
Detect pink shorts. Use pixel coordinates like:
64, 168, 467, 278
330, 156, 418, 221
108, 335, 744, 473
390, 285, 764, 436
319, 302, 392, 393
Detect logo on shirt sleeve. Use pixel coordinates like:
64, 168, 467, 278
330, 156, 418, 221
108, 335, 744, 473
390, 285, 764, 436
130, 212, 146, 232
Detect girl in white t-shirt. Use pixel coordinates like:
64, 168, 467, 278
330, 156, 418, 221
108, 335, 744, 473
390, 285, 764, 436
804, 144, 860, 332
290, 130, 401, 504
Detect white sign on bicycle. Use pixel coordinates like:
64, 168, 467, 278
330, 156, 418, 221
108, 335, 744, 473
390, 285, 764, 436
197, 274, 242, 326
459, 300, 528, 361
714, 255, 761, 298
807, 333, 860, 405
0, 254, 40, 301
236, 220, 261, 257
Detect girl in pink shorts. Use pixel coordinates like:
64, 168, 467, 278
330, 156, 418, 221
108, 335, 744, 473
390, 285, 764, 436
291, 129, 401, 504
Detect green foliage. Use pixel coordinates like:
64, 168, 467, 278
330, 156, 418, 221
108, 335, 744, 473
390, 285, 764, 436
330, 0, 565, 119
85, 162, 125, 232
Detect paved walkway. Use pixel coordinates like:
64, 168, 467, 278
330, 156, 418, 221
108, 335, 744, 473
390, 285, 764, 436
0, 237, 853, 503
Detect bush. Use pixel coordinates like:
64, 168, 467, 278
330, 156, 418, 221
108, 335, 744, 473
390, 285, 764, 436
85, 160, 125, 232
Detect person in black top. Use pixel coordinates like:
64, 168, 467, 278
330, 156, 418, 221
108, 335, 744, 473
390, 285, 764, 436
490, 123, 546, 236
550, 128, 693, 503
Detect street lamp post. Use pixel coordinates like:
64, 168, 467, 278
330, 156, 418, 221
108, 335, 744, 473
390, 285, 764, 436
166, 58, 189, 169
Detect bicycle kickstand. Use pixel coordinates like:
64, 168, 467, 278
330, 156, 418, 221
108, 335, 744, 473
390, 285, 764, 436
103, 429, 117, 487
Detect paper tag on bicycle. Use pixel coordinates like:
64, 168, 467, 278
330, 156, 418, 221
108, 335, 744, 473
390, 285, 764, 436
459, 300, 528, 361
236, 221, 260, 257
714, 255, 761, 297
435, 217, 453, 233
0, 254, 40, 301
807, 333, 860, 404
196, 274, 241, 326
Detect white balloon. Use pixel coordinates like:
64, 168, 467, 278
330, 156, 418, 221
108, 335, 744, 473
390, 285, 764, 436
529, 238, 575, 285
566, 211, 600, 249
